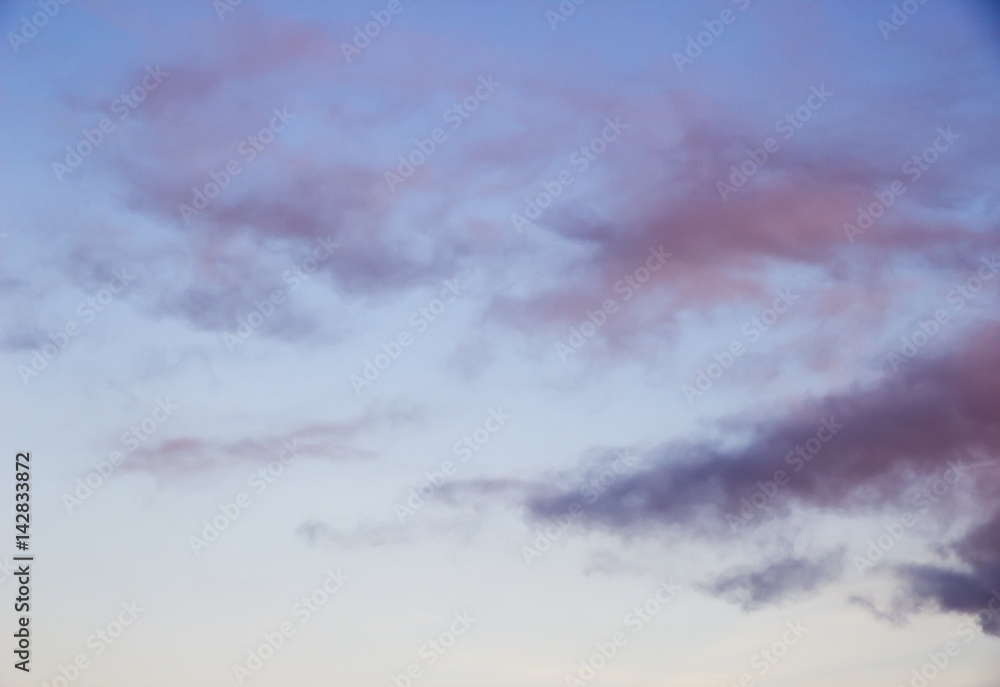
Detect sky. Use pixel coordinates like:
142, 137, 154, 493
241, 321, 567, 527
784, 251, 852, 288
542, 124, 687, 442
1, 1, 1000, 686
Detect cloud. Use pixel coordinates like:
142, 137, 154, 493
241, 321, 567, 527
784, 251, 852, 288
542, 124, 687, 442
28, 0, 999, 356
707, 551, 845, 611
295, 519, 411, 549
888, 507, 1000, 635
527, 322, 1000, 532
120, 405, 415, 477
515, 322, 1000, 630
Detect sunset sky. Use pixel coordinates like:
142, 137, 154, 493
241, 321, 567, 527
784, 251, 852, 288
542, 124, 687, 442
2, 1, 1000, 686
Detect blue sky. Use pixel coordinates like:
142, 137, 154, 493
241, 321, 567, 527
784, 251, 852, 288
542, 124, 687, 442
2, 1, 1000, 686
